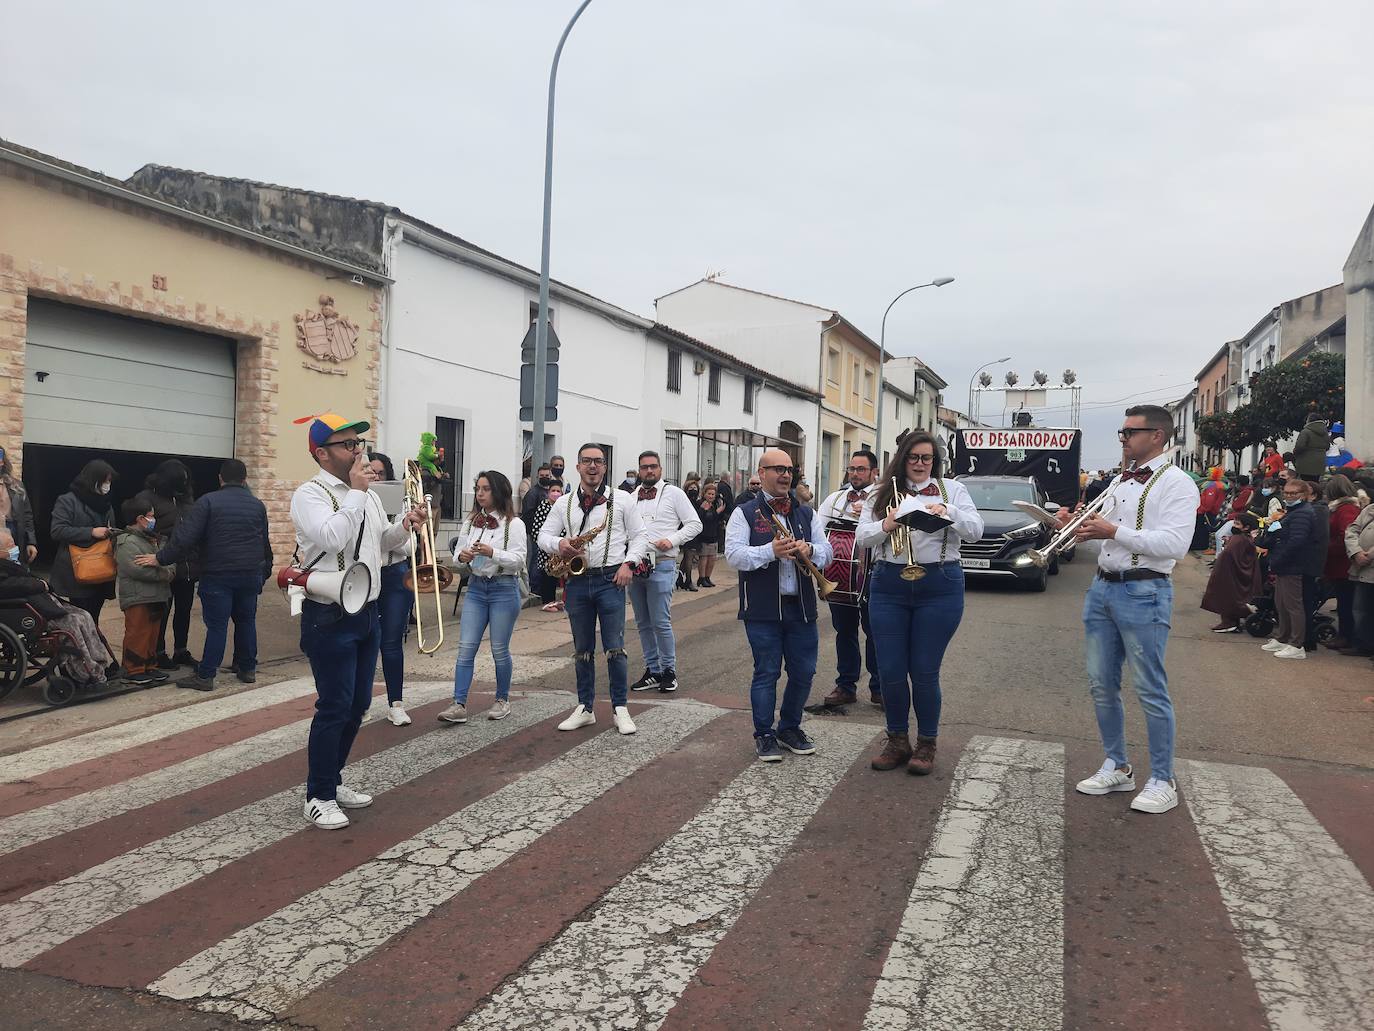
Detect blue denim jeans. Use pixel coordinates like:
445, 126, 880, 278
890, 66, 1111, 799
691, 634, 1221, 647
378, 562, 414, 704
301, 599, 380, 801
1083, 576, 1176, 781
742, 597, 818, 738
452, 575, 522, 704
868, 561, 965, 737
564, 571, 629, 707
196, 572, 262, 681
628, 558, 677, 672
829, 598, 878, 693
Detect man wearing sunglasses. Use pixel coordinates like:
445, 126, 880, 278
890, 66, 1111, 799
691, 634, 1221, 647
1058, 405, 1200, 815
725, 448, 832, 763
290, 413, 428, 831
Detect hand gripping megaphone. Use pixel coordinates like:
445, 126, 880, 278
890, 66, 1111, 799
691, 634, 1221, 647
277, 563, 372, 616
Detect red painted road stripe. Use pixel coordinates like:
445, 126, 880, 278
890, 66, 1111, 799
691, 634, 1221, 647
1060, 740, 1267, 1031
1277, 765, 1374, 885
285, 711, 756, 1031
0, 684, 365, 818
661, 723, 951, 1031
0, 691, 462, 905
26, 701, 648, 987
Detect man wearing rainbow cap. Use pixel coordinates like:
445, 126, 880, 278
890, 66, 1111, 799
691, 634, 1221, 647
290, 413, 427, 831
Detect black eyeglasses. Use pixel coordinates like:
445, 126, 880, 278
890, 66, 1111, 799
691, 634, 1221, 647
323, 438, 369, 452
907, 453, 935, 463
759, 464, 794, 474
580, 457, 606, 466
1117, 427, 1158, 440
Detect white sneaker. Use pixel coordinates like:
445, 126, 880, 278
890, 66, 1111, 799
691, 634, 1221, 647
1130, 777, 1179, 814
335, 785, 373, 809
1075, 759, 1135, 796
1274, 645, 1308, 659
388, 702, 411, 726
557, 704, 596, 731
613, 706, 637, 735
304, 797, 349, 830
1261, 638, 1285, 652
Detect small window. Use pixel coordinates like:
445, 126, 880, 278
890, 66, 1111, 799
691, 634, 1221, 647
863, 368, 875, 402
708, 362, 721, 404
827, 348, 841, 384
667, 350, 682, 393
743, 376, 755, 414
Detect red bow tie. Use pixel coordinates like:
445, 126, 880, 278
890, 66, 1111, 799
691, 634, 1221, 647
915, 484, 940, 497
472, 514, 498, 530
847, 489, 866, 503
769, 498, 792, 516
579, 492, 604, 512
638, 486, 658, 500
1121, 466, 1153, 484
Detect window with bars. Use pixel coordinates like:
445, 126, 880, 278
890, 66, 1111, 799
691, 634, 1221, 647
708, 362, 721, 403
743, 376, 756, 413
667, 350, 682, 392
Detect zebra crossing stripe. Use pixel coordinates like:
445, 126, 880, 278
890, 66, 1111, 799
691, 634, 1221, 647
0, 681, 463, 856
1180, 759, 1374, 1031
455, 721, 878, 1031
149, 703, 725, 1021
864, 736, 1065, 1031
0, 692, 572, 968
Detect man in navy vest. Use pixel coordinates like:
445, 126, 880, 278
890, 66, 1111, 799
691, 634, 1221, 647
724, 448, 833, 762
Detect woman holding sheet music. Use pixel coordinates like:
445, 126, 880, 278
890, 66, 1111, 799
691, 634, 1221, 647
856, 431, 984, 777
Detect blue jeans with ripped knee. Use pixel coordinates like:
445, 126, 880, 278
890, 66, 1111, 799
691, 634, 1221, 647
451, 575, 522, 705
564, 571, 628, 707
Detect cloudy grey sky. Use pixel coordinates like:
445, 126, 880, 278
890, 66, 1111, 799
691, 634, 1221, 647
6, 0, 1372, 467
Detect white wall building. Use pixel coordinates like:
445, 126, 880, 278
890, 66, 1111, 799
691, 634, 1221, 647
1168, 389, 1198, 472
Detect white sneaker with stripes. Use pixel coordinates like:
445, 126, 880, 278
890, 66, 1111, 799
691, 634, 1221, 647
1075, 759, 1135, 795
1130, 777, 1179, 814
335, 785, 373, 809
303, 797, 349, 830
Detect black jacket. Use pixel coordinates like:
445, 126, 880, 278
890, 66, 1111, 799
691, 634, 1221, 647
155, 484, 272, 579
2, 479, 37, 560
1267, 501, 1317, 576
49, 487, 116, 601
1305, 500, 1330, 578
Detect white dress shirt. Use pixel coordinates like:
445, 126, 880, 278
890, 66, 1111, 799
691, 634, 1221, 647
1095, 461, 1200, 574
855, 478, 985, 565
817, 484, 873, 526
724, 495, 834, 595
632, 482, 702, 561
537, 487, 652, 568
290, 470, 412, 603
450, 513, 527, 579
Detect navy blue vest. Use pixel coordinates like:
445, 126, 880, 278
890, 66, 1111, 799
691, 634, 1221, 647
736, 493, 818, 623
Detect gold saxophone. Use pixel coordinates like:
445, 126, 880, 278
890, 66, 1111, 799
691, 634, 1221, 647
546, 517, 609, 578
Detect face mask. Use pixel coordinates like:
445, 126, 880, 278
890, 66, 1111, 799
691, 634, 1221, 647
1282, 498, 1300, 509
145, 518, 156, 532
551, 467, 564, 477
539, 476, 553, 486
97, 482, 111, 495
1261, 488, 1273, 496
6, 546, 18, 563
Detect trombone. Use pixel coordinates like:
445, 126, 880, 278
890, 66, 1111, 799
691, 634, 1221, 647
403, 459, 452, 654
1018, 461, 1134, 569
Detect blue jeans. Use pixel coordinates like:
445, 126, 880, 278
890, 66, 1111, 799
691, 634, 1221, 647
196, 572, 262, 681
564, 571, 629, 707
829, 598, 878, 693
742, 597, 818, 738
1083, 576, 1176, 781
868, 561, 965, 737
301, 599, 380, 801
452, 575, 522, 704
378, 562, 414, 704
628, 559, 677, 672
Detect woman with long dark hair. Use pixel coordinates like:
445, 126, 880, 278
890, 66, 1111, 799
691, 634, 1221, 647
144, 459, 198, 668
856, 431, 984, 776
49, 459, 119, 626
367, 452, 415, 726
439, 470, 527, 724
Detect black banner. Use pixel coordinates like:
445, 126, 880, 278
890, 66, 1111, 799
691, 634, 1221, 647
953, 428, 1083, 508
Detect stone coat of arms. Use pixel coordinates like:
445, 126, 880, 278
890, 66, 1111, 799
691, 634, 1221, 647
295, 294, 360, 364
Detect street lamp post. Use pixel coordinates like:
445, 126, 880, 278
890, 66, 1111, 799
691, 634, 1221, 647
966, 356, 1012, 424
875, 277, 954, 459
530, 0, 595, 477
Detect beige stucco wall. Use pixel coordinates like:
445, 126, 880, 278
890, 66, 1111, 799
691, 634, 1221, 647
0, 160, 382, 560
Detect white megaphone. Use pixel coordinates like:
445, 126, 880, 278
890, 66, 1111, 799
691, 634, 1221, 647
277, 563, 372, 616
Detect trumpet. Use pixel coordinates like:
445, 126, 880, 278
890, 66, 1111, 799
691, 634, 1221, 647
1022, 461, 1133, 569
546, 517, 608, 579
770, 512, 839, 599
403, 460, 452, 654
888, 477, 925, 581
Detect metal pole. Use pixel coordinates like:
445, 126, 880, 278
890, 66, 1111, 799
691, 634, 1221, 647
531, 0, 594, 476
876, 282, 939, 458
966, 356, 1012, 427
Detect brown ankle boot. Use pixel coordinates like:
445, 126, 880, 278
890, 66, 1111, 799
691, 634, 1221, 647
872, 731, 913, 771
823, 686, 858, 706
907, 735, 937, 776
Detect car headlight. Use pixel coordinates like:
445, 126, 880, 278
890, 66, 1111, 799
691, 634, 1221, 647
1005, 522, 1043, 542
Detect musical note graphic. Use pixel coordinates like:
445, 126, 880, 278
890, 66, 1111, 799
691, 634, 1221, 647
1047, 458, 1060, 473
967, 455, 978, 472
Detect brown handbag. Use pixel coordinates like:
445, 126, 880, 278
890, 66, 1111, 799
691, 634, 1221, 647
70, 537, 116, 584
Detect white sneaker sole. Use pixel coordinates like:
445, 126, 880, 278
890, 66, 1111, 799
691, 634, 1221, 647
388, 714, 412, 726
487, 708, 510, 721
1274, 650, 1307, 659
438, 713, 469, 724
336, 795, 373, 810
307, 817, 349, 830
1130, 795, 1179, 814
558, 717, 596, 731
1075, 779, 1135, 796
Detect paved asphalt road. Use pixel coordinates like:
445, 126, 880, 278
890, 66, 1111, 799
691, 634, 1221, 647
1, 545, 1370, 1030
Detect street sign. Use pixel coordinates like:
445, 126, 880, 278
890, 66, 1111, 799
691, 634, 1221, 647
519, 406, 559, 422
519, 322, 561, 364
519, 362, 558, 422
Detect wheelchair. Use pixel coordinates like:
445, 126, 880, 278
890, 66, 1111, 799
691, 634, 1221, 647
0, 598, 112, 707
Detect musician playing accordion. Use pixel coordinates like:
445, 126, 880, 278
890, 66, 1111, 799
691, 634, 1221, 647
817, 449, 881, 707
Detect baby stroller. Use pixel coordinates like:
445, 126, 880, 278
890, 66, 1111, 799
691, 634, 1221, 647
0, 597, 115, 707
1242, 575, 1337, 644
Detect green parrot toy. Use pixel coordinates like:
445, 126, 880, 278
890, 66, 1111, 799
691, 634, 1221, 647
416, 432, 442, 478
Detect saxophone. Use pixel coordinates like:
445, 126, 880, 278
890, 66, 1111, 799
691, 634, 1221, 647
546, 517, 609, 578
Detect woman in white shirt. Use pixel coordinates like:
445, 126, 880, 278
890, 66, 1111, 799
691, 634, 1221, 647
437, 471, 527, 724
856, 431, 984, 777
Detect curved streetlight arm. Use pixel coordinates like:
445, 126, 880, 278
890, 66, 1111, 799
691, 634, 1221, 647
531, 0, 595, 476
966, 356, 1013, 425
875, 278, 954, 461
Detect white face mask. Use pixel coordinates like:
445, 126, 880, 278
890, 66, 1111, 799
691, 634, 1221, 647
6, 546, 18, 563
97, 482, 111, 495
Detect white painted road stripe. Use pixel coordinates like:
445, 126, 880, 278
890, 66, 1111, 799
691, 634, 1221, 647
1180, 759, 1374, 1031
864, 735, 1065, 1031
0, 692, 572, 967
456, 721, 877, 1031
151, 703, 725, 1021
0, 681, 464, 855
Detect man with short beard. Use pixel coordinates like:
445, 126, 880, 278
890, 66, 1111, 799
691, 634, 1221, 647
817, 449, 880, 707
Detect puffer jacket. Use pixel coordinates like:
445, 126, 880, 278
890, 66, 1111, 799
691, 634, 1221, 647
155, 484, 273, 580
49, 489, 116, 601
1346, 504, 1374, 584
1267, 501, 1317, 576
1292, 420, 1329, 478
114, 529, 175, 610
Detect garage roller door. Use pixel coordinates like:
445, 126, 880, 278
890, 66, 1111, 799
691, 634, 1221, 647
24, 300, 236, 457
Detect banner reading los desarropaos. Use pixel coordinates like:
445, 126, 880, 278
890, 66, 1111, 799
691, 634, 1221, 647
960, 429, 1077, 451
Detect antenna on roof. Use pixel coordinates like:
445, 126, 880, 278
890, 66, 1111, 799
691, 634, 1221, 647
704, 269, 726, 282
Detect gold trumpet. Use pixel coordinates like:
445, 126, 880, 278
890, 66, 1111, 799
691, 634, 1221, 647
769, 513, 839, 599
402, 460, 451, 655
888, 478, 925, 581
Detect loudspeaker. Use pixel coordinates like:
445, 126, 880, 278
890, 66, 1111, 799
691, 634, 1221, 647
276, 563, 372, 615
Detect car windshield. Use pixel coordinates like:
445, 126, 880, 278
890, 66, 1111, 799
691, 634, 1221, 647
961, 480, 1035, 511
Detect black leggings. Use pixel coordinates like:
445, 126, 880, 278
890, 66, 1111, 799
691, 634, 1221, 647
67, 595, 106, 625
158, 577, 197, 653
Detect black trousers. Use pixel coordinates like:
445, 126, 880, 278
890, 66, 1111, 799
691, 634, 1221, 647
158, 576, 197, 654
